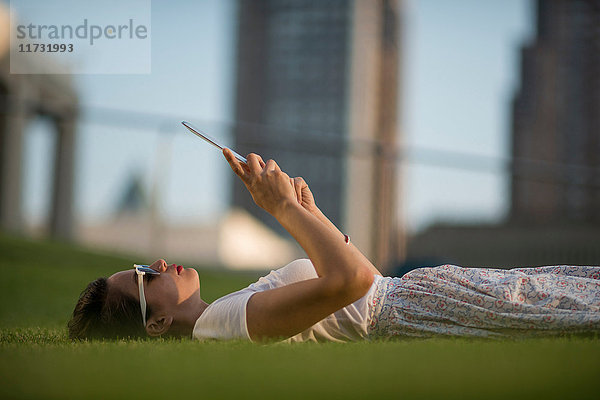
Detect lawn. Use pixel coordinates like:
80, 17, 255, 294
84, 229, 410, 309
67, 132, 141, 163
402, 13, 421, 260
0, 233, 598, 399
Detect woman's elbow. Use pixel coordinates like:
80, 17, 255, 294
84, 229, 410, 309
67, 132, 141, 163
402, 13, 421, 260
327, 266, 374, 300
352, 267, 375, 295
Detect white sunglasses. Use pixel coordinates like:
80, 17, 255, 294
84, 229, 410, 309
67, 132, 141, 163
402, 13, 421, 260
134, 264, 160, 327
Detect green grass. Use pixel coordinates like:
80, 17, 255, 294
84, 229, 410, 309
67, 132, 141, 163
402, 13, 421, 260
1, 233, 599, 399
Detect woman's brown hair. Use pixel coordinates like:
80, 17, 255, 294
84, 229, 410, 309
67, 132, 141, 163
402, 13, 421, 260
68, 277, 151, 340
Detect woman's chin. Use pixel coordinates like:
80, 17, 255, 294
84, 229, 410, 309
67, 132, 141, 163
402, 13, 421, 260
189, 268, 201, 290
179, 267, 201, 296
189, 267, 199, 279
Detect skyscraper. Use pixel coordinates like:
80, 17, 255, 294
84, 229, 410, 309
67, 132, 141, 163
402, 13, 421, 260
232, 0, 404, 269
511, 0, 600, 224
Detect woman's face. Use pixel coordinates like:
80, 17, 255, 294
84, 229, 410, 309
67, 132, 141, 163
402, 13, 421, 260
107, 259, 201, 321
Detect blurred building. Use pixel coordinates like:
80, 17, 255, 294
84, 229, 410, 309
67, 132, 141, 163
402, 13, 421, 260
75, 171, 304, 270
232, 0, 404, 270
404, 0, 600, 270
510, 0, 600, 224
0, 4, 79, 239
404, 222, 600, 270
78, 207, 302, 270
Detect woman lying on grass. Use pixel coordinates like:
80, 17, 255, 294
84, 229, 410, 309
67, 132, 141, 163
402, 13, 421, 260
69, 149, 600, 342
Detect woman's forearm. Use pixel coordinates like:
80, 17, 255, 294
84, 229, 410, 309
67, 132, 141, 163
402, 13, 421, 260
309, 205, 383, 277
274, 200, 374, 294
310, 206, 345, 240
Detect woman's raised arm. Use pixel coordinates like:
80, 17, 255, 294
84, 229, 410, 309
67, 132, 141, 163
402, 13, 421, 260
223, 149, 376, 341
290, 176, 382, 277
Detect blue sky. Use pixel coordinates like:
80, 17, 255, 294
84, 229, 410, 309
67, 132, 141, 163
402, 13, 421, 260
403, 0, 532, 230
14, 0, 534, 233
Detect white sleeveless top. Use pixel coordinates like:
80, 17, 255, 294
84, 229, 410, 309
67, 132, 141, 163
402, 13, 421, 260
193, 259, 382, 343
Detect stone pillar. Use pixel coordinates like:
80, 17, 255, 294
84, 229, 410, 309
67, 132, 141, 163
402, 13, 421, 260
345, 0, 403, 271
345, 0, 381, 264
0, 80, 29, 233
373, 0, 403, 269
50, 112, 77, 240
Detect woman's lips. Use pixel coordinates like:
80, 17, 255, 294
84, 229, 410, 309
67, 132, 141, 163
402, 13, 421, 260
176, 265, 183, 275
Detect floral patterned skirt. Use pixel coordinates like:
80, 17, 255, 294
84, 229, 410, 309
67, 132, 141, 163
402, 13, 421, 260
368, 265, 600, 338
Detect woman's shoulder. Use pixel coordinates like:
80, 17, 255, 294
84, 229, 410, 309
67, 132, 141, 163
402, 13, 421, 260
247, 258, 318, 291
192, 259, 317, 341
193, 288, 255, 341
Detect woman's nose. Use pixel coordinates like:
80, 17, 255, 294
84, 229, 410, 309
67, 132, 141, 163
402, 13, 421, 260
150, 259, 168, 272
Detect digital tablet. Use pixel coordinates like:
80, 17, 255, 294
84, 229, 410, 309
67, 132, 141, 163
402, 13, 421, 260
181, 121, 248, 164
